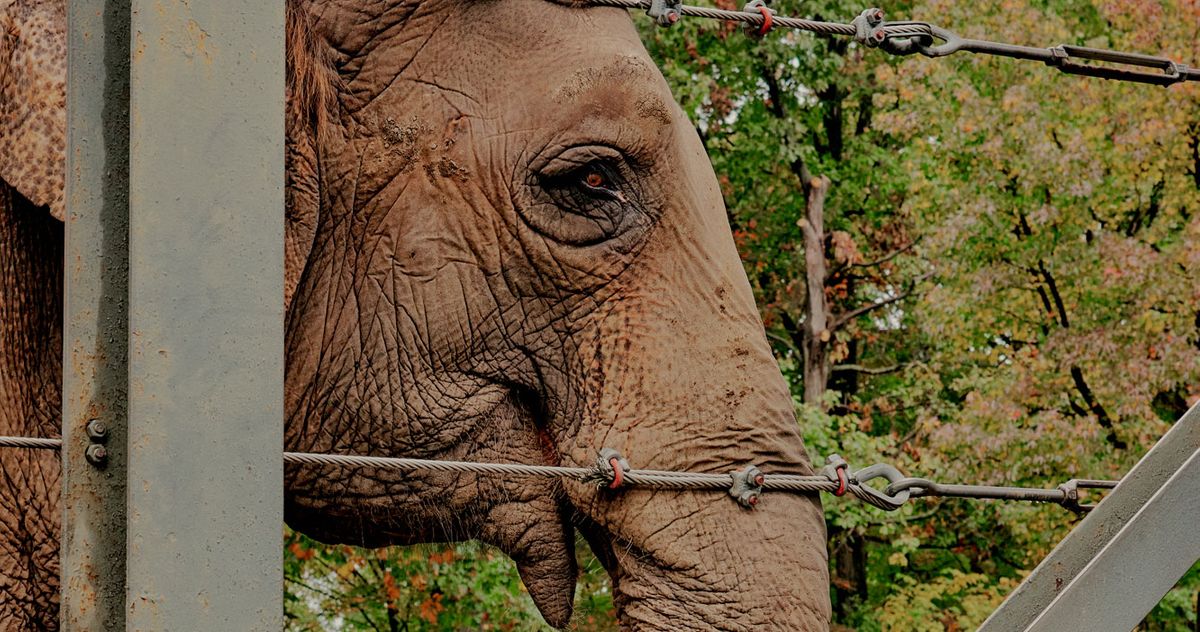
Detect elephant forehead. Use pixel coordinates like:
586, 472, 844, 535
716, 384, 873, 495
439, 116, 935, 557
330, 0, 661, 110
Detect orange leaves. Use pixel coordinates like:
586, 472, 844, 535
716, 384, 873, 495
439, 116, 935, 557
288, 541, 316, 561
427, 547, 456, 566
383, 573, 402, 603
418, 593, 444, 624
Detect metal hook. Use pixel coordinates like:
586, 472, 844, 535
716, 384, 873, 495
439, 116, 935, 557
852, 463, 911, 511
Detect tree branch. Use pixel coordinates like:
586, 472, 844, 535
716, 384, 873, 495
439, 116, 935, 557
766, 330, 801, 356
831, 363, 908, 375
849, 241, 917, 270
831, 271, 932, 330
1070, 365, 1126, 450
778, 311, 806, 356
1037, 260, 1070, 329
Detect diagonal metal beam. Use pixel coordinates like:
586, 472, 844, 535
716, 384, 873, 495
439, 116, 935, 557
980, 403, 1200, 631
1026, 447, 1200, 631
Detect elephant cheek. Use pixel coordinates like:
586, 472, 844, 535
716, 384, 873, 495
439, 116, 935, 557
478, 490, 578, 628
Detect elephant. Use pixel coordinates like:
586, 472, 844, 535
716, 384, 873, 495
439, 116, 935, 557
0, 0, 830, 629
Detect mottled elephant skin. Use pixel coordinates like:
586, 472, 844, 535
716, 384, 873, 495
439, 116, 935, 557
0, 0, 830, 629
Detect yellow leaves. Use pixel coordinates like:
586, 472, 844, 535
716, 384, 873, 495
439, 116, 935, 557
888, 551, 909, 567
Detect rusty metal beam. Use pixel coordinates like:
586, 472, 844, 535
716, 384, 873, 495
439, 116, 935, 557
61, 1, 131, 629
125, 1, 285, 628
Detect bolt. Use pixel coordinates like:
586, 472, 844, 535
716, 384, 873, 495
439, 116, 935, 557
874, 30, 887, 42
667, 11, 678, 23
747, 494, 759, 506
86, 419, 108, 442
870, 8, 884, 22
754, 474, 765, 486
85, 444, 108, 467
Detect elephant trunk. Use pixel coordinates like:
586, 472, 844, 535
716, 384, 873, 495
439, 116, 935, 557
581, 493, 830, 631
560, 231, 832, 630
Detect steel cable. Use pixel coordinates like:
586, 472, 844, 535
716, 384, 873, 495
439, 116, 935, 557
0, 436, 64, 450
0, 434, 1116, 513
584, 0, 1199, 87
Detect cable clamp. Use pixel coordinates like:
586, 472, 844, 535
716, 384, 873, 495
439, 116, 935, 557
741, 0, 775, 38
852, 8, 887, 47
590, 448, 631, 490
729, 465, 765, 508
647, 0, 682, 27
819, 454, 850, 496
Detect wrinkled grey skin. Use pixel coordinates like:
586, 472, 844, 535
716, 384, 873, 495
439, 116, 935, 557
0, 0, 830, 629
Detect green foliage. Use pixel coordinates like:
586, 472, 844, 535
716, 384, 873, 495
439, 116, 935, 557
875, 571, 1016, 632
283, 1, 1200, 629
284, 530, 615, 631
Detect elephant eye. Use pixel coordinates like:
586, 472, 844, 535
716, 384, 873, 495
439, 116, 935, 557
565, 161, 627, 203
524, 146, 645, 247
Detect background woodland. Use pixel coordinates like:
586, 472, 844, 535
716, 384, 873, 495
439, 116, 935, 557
283, 0, 1200, 629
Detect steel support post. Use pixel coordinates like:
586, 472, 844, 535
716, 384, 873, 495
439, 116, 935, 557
981, 402, 1200, 631
126, 1, 285, 629
62, 1, 131, 629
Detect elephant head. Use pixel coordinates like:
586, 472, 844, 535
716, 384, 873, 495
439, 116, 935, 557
283, 0, 829, 629
0, 0, 829, 629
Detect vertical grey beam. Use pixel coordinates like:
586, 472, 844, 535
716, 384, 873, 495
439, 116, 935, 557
61, 1, 131, 630
980, 402, 1200, 631
126, 1, 284, 629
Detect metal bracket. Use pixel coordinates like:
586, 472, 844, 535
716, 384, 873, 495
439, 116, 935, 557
851, 8, 887, 47
729, 465, 765, 508
646, 0, 681, 27
1057, 478, 1118, 514
1046, 44, 1190, 86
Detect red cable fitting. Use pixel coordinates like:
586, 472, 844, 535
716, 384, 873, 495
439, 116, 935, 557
608, 457, 625, 489
756, 5, 773, 36
834, 467, 848, 496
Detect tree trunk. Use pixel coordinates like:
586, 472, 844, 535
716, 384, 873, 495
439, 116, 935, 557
800, 173, 832, 406
831, 528, 868, 619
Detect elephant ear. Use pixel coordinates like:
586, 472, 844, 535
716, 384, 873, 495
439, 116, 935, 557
0, 0, 66, 220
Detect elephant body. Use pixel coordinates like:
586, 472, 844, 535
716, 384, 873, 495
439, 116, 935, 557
0, 0, 830, 629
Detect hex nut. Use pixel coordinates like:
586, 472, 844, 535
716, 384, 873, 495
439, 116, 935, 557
86, 419, 108, 442
85, 443, 108, 467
